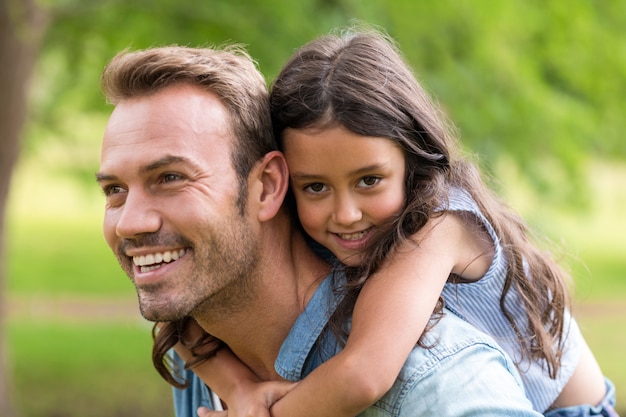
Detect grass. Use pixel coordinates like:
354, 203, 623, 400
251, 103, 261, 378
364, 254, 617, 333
6, 320, 174, 417
6, 217, 130, 296
577, 316, 626, 410
5, 157, 130, 297
4, 155, 626, 415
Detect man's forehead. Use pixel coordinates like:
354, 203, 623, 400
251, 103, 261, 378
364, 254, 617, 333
100, 86, 235, 159
106, 85, 232, 136
99, 116, 236, 187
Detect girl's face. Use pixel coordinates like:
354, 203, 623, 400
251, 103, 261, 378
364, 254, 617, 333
283, 125, 406, 266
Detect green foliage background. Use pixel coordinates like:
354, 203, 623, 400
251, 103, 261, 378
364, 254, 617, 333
28, 0, 626, 204
6, 0, 625, 415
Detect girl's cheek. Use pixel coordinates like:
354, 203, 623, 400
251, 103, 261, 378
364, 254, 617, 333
300, 209, 321, 228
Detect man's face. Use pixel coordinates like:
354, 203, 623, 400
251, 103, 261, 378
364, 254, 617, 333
97, 84, 259, 321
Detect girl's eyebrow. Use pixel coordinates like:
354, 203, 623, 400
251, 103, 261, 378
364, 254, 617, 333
350, 163, 389, 175
289, 172, 323, 180
291, 163, 389, 180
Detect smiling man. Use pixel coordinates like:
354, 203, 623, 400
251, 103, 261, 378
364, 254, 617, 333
98, 82, 263, 324
96, 45, 541, 416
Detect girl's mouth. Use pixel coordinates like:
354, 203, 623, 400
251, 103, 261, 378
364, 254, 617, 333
337, 230, 369, 241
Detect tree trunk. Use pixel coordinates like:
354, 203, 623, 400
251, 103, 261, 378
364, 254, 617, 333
0, 0, 47, 415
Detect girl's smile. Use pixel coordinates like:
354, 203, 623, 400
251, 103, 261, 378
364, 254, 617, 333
283, 124, 406, 266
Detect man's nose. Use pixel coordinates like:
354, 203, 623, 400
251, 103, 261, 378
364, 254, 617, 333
332, 195, 363, 226
115, 191, 162, 239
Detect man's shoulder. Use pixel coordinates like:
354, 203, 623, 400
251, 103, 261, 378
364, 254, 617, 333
396, 310, 514, 375
366, 310, 537, 417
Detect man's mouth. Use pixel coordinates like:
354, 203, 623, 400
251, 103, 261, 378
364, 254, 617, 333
132, 249, 187, 272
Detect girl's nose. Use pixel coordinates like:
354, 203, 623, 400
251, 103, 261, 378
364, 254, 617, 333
332, 195, 363, 226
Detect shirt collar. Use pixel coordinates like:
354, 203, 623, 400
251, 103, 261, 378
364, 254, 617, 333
274, 272, 344, 380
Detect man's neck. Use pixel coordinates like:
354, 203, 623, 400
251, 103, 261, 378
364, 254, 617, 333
194, 225, 330, 380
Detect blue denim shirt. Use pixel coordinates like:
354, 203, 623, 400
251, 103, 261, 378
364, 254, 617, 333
172, 273, 541, 416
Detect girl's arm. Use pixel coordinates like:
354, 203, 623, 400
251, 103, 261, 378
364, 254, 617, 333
173, 323, 297, 415
267, 213, 493, 417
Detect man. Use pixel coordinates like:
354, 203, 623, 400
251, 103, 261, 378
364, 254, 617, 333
96, 45, 541, 416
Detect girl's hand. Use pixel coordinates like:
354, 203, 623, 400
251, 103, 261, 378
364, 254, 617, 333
196, 407, 225, 417
174, 318, 220, 362
197, 380, 298, 417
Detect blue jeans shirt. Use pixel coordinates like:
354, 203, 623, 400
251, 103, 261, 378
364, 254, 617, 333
172, 272, 541, 416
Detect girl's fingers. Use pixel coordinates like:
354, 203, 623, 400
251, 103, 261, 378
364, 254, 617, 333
197, 406, 228, 417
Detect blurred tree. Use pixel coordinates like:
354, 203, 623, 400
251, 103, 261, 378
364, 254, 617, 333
21, 0, 625, 207
1, 1, 47, 416
380, 0, 626, 204
23, 0, 355, 187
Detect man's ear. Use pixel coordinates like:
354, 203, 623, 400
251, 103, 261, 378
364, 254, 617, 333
252, 151, 289, 222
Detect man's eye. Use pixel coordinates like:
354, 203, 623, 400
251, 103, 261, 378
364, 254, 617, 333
102, 184, 125, 196
357, 176, 381, 188
304, 183, 327, 193
162, 173, 183, 183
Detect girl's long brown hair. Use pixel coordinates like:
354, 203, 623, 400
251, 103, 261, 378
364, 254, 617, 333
270, 27, 570, 378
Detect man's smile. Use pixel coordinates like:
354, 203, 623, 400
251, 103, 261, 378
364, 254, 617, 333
132, 248, 188, 272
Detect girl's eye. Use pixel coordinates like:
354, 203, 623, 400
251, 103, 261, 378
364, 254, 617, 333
357, 176, 381, 188
304, 183, 328, 193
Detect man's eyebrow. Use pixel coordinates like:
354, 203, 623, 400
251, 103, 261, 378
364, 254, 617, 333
141, 155, 190, 173
95, 155, 192, 183
95, 172, 116, 183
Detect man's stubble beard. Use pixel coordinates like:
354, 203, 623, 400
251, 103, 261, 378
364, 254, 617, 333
129, 211, 261, 323
189, 221, 262, 322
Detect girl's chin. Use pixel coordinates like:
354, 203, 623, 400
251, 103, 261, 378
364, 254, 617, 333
337, 252, 363, 267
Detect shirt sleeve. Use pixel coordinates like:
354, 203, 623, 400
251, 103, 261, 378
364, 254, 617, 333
170, 351, 216, 417
358, 312, 542, 417
393, 342, 541, 416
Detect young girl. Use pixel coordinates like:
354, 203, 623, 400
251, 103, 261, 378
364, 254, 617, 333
158, 29, 616, 416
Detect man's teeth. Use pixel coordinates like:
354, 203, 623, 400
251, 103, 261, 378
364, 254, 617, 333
339, 231, 367, 241
133, 249, 186, 267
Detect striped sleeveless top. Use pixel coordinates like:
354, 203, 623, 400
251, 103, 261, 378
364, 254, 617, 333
441, 188, 581, 412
